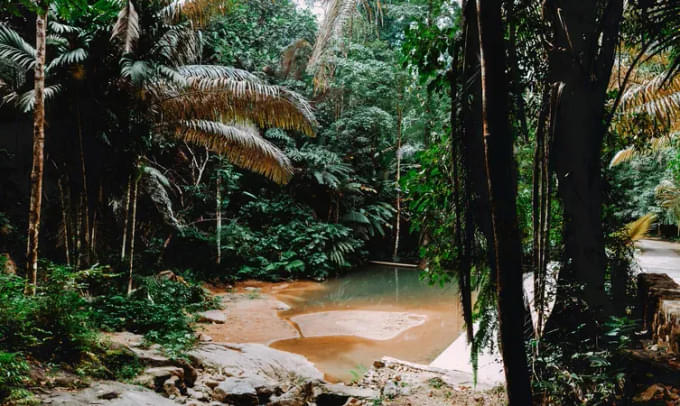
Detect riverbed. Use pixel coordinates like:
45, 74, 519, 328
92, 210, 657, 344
202, 266, 465, 382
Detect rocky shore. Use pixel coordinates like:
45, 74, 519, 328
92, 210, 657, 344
37, 331, 504, 406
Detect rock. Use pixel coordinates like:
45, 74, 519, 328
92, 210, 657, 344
197, 310, 227, 324
105, 332, 173, 366
134, 366, 184, 390
164, 375, 182, 397
373, 361, 385, 369
204, 379, 219, 389
275, 302, 291, 311
267, 382, 314, 406
245, 287, 259, 292
314, 383, 379, 406
197, 333, 213, 342
382, 381, 400, 398
41, 381, 180, 405
213, 377, 261, 405
190, 343, 323, 384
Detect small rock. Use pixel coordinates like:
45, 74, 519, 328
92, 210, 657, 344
135, 366, 184, 391
204, 380, 219, 389
244, 287, 258, 292
163, 375, 182, 397
197, 310, 227, 324
275, 302, 291, 311
382, 381, 400, 398
213, 376, 273, 405
372, 361, 385, 369
197, 333, 213, 342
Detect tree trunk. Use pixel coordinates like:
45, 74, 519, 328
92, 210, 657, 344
393, 106, 402, 261
26, 11, 47, 295
476, 0, 532, 403
543, 0, 624, 319
121, 175, 131, 261
127, 176, 139, 296
216, 175, 222, 265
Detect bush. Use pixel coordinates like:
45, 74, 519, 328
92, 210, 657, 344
0, 351, 30, 398
0, 264, 98, 361
92, 275, 218, 357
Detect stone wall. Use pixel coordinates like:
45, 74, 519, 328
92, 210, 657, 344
639, 273, 680, 352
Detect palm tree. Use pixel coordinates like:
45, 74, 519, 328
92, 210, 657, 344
108, 0, 317, 291
26, 9, 47, 295
110, 0, 316, 183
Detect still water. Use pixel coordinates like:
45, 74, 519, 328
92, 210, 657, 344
269, 266, 464, 382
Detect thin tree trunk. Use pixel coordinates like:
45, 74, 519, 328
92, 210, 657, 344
57, 177, 71, 266
216, 175, 222, 265
393, 106, 402, 260
476, 0, 532, 403
26, 11, 47, 295
77, 107, 90, 264
121, 175, 131, 261
127, 176, 139, 296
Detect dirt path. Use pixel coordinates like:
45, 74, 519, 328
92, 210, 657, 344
637, 239, 680, 284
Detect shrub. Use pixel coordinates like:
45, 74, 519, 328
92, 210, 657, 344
0, 351, 30, 398
92, 275, 218, 356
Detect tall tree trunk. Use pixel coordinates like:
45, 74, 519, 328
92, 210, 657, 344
26, 11, 47, 295
216, 175, 222, 265
476, 0, 532, 403
57, 177, 71, 266
393, 106, 402, 260
543, 0, 624, 320
127, 176, 139, 296
77, 107, 90, 264
121, 175, 131, 261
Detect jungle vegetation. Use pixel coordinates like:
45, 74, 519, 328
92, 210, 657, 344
1, 0, 680, 404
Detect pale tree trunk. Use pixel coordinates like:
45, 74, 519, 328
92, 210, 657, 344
127, 176, 139, 296
121, 175, 132, 261
476, 0, 532, 403
392, 106, 402, 260
26, 11, 47, 295
216, 175, 222, 265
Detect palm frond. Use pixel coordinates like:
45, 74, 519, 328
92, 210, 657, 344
619, 72, 680, 122
625, 213, 656, 241
307, 0, 358, 71
0, 24, 36, 71
111, 0, 140, 54
174, 120, 293, 184
10, 84, 62, 112
47, 48, 87, 71
160, 0, 232, 26
153, 77, 316, 136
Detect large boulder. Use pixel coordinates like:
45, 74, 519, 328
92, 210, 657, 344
40, 381, 181, 406
190, 343, 323, 383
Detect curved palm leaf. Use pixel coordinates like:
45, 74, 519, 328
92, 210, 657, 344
174, 120, 293, 184
0, 24, 36, 71
111, 0, 140, 54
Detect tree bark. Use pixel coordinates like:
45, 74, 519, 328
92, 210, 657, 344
26, 11, 47, 295
127, 175, 139, 296
121, 175, 132, 261
216, 174, 222, 265
393, 106, 402, 261
476, 0, 532, 403
543, 0, 624, 318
